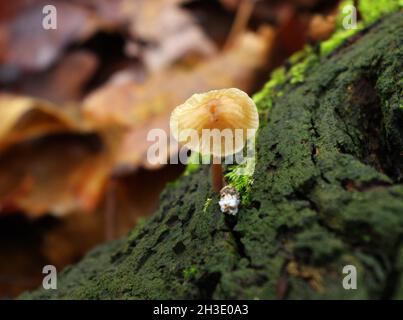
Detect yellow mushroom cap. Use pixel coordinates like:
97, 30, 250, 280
170, 88, 259, 158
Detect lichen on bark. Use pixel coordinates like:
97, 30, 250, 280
22, 12, 403, 300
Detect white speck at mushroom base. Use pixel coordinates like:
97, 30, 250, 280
219, 185, 240, 215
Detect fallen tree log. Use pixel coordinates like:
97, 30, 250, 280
23, 11, 403, 299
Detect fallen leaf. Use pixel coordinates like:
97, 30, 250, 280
0, 1, 98, 72
308, 12, 337, 42
124, 0, 217, 72
0, 94, 89, 152
18, 50, 99, 104
0, 134, 112, 218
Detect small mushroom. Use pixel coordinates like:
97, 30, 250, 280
170, 88, 259, 192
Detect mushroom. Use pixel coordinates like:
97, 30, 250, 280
170, 88, 259, 193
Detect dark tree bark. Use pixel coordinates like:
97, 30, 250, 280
22, 12, 403, 299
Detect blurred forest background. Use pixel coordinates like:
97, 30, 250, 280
0, 0, 340, 298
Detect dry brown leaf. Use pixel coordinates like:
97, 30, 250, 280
275, 5, 309, 56
0, 134, 112, 218
123, 0, 217, 72
308, 12, 337, 42
19, 50, 99, 104
0, 1, 99, 72
0, 94, 89, 152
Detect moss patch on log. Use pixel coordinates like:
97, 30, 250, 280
22, 12, 403, 300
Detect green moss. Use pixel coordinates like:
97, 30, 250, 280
253, 47, 319, 117
183, 152, 201, 176
202, 198, 212, 213
320, 26, 362, 56
183, 266, 198, 280
319, 0, 363, 56
359, 0, 402, 23
292, 225, 344, 264
253, 67, 286, 111
183, 152, 211, 176
225, 157, 255, 205
321, 0, 402, 55
289, 47, 319, 84
336, 0, 355, 27
136, 217, 148, 229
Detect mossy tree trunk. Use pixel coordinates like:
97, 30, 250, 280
23, 12, 403, 300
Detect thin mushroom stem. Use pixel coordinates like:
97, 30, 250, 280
211, 157, 225, 193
